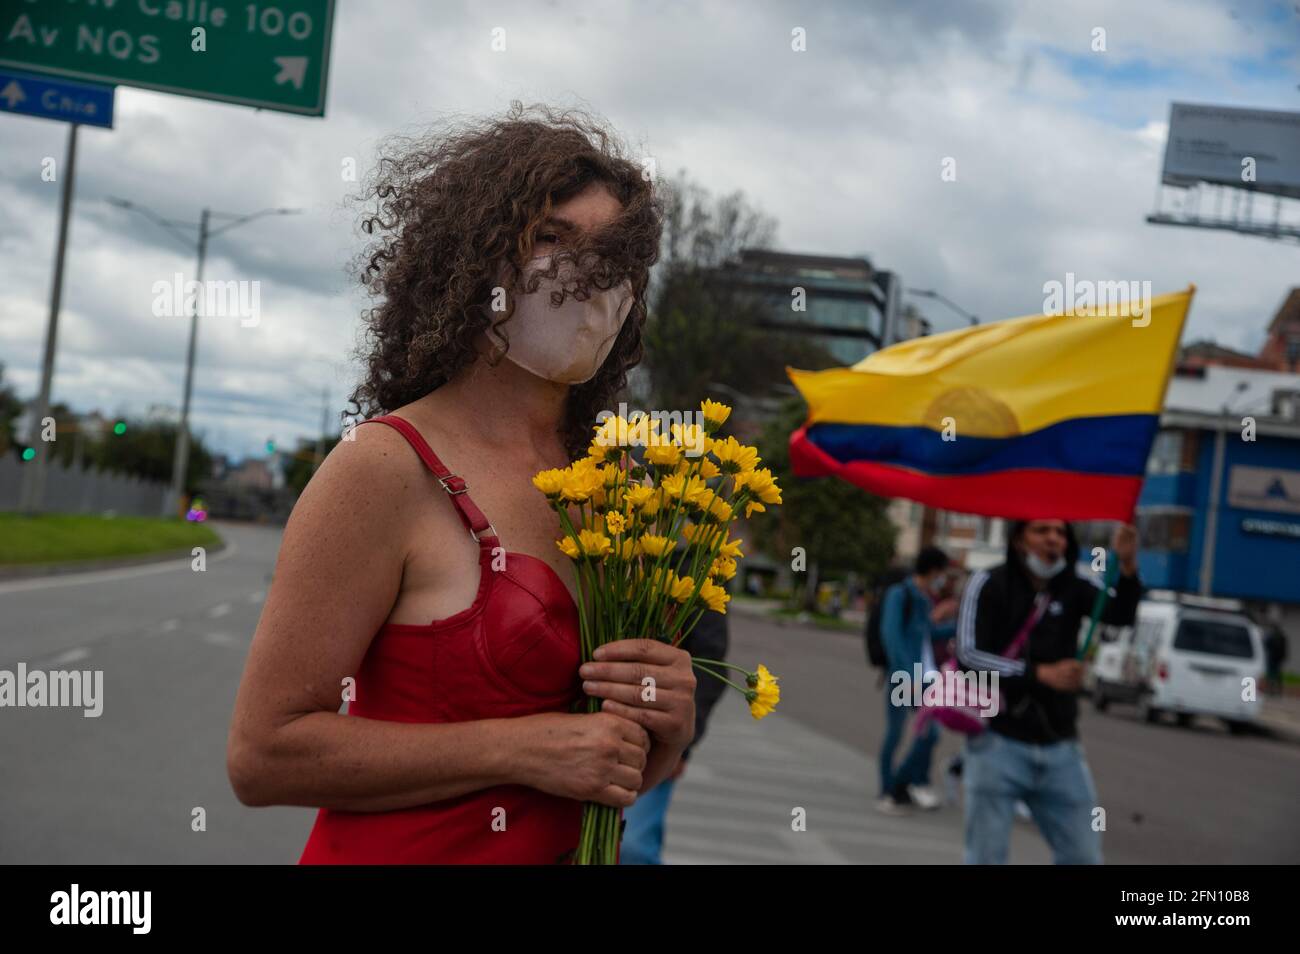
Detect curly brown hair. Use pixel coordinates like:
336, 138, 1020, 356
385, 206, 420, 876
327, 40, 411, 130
348, 102, 664, 457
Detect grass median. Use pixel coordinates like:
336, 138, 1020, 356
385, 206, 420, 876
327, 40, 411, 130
0, 512, 221, 567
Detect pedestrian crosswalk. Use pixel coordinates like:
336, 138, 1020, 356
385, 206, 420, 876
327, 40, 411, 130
663, 701, 1052, 864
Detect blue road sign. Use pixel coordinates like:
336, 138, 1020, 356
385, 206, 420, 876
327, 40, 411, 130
0, 68, 113, 129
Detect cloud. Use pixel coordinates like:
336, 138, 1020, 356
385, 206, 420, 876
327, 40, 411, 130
1, 0, 1296, 458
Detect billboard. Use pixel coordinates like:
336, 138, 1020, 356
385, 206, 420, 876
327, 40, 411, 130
1161, 103, 1300, 200
1227, 465, 1300, 516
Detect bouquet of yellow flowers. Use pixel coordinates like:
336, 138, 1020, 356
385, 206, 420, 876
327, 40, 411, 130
532, 398, 783, 865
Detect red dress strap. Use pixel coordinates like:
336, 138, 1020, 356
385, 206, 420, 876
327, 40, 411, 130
359, 415, 498, 545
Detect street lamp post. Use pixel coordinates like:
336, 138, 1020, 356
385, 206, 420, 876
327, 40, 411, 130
18, 124, 79, 515
107, 199, 300, 517
906, 288, 980, 329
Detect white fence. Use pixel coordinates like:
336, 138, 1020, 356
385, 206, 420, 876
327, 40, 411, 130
0, 451, 167, 516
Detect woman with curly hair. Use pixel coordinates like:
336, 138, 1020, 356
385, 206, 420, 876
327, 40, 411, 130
226, 104, 695, 864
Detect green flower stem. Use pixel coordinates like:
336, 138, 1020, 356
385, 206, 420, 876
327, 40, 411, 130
690, 660, 751, 696
690, 657, 755, 678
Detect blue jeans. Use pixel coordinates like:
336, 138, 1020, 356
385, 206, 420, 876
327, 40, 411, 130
880, 693, 938, 795
963, 731, 1102, 864
619, 778, 677, 865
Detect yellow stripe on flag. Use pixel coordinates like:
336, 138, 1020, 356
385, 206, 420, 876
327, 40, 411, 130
788, 287, 1194, 438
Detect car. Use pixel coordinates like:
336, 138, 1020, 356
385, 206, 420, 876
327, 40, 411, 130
1089, 592, 1265, 733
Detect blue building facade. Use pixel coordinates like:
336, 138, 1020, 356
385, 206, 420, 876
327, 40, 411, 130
1138, 423, 1300, 603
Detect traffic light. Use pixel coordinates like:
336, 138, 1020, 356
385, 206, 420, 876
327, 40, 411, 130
265, 438, 276, 454
113, 421, 126, 436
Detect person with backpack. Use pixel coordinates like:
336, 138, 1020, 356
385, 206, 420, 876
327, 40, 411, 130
874, 546, 954, 815
956, 519, 1140, 864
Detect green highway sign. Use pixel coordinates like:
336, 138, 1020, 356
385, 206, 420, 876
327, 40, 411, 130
0, 0, 334, 117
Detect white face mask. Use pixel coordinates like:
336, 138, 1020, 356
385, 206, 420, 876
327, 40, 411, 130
496, 255, 634, 384
1024, 551, 1067, 580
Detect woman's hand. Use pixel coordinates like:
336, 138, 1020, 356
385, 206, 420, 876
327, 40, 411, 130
513, 711, 650, 808
578, 639, 697, 750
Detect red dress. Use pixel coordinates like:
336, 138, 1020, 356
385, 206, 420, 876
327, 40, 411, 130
298, 415, 583, 864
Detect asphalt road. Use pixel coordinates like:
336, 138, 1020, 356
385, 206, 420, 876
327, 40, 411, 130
2, 520, 1296, 864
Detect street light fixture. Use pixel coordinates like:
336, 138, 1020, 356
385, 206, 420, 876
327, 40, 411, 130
107, 197, 302, 517
906, 288, 980, 328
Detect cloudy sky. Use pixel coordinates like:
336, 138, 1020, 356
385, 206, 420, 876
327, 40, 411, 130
2, 0, 1298, 461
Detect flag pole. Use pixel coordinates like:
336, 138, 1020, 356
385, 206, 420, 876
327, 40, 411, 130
1078, 553, 1119, 660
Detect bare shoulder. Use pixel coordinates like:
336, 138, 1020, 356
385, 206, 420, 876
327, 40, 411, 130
288, 420, 427, 538
271, 418, 440, 611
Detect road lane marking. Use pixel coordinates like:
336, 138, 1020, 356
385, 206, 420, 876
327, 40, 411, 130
46, 648, 91, 666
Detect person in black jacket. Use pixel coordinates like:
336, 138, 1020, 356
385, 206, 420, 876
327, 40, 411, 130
956, 519, 1140, 864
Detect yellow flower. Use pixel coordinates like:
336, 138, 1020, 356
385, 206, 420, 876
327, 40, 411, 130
699, 577, 730, 614
625, 485, 655, 510
742, 467, 782, 504
589, 416, 629, 460
600, 463, 621, 489
637, 534, 674, 558
577, 528, 613, 558
717, 536, 745, 560
624, 413, 658, 447
640, 489, 663, 518
735, 467, 782, 516
561, 459, 604, 502
605, 510, 627, 535
643, 437, 683, 468
695, 458, 721, 480
612, 538, 637, 561
661, 473, 710, 508
709, 556, 737, 581
556, 536, 581, 560
704, 496, 733, 524
700, 399, 732, 432
532, 468, 567, 499
710, 436, 760, 474
682, 522, 723, 550
663, 572, 695, 603
669, 422, 706, 455
747, 664, 780, 719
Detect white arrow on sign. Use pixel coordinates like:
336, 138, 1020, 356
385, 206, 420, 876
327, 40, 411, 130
0, 80, 26, 109
273, 57, 308, 90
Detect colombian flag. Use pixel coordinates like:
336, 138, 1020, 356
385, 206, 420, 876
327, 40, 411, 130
788, 287, 1195, 520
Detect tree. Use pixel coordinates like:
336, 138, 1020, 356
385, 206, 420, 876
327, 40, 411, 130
283, 435, 342, 497
0, 363, 24, 456
641, 174, 837, 410
90, 419, 213, 493
751, 397, 897, 609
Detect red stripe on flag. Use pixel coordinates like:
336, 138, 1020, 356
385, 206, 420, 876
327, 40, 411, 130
790, 426, 1142, 521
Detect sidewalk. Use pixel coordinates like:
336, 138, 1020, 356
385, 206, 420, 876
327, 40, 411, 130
663, 697, 1053, 864
1258, 693, 1300, 744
